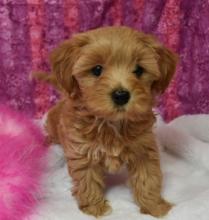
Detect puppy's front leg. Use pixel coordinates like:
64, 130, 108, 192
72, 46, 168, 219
127, 139, 172, 217
67, 156, 112, 217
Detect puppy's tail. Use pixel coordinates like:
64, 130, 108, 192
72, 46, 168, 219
32, 71, 59, 89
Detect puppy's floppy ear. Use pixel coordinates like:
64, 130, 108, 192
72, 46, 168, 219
152, 45, 178, 94
142, 35, 178, 94
50, 34, 88, 94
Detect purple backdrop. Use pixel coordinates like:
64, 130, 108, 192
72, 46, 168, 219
0, 0, 208, 121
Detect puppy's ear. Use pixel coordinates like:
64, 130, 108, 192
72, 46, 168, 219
142, 35, 178, 94
152, 45, 178, 94
50, 34, 88, 94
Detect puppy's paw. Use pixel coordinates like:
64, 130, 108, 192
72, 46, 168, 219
81, 200, 112, 217
140, 199, 173, 218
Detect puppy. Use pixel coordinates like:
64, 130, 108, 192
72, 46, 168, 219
44, 26, 177, 217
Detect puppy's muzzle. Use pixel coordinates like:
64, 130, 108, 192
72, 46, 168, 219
111, 89, 130, 106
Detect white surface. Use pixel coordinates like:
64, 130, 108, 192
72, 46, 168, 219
31, 114, 209, 220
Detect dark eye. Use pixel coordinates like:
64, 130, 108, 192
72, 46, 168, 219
91, 65, 103, 77
133, 64, 144, 77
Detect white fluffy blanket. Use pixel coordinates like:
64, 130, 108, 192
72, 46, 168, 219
31, 115, 209, 220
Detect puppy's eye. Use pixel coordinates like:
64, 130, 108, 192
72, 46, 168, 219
133, 64, 144, 77
91, 65, 103, 77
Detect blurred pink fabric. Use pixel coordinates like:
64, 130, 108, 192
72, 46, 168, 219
0, 104, 48, 220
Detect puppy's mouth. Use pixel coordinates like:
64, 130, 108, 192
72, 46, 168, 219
115, 106, 126, 112
112, 106, 130, 121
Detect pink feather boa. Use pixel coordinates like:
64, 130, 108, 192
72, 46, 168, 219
0, 105, 48, 220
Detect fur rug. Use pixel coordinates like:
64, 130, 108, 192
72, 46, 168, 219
31, 114, 209, 220
0, 105, 48, 220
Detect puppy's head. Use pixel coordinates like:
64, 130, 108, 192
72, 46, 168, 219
50, 26, 177, 121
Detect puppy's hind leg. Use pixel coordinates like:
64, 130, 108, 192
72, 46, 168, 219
45, 102, 64, 144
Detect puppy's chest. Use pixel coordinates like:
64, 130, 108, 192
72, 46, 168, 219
92, 134, 130, 173
68, 117, 139, 173
103, 156, 123, 173
99, 141, 126, 173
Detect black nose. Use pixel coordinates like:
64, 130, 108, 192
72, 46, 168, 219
111, 89, 130, 106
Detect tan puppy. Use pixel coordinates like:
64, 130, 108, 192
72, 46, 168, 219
44, 26, 177, 218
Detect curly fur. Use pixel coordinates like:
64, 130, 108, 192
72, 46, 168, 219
0, 105, 48, 220
39, 26, 177, 218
